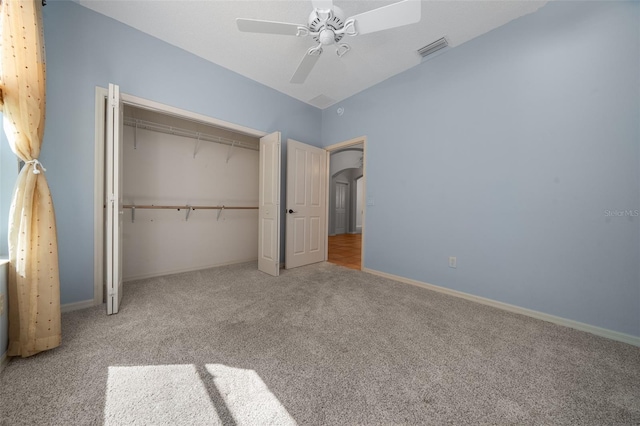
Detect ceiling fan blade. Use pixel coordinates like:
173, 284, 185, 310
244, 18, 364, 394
312, 0, 333, 11
236, 18, 305, 36
349, 0, 421, 35
290, 48, 322, 84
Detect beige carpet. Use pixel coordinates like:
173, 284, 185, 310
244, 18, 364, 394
1, 261, 638, 425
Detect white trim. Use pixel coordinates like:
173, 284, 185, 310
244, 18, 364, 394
325, 136, 367, 270
325, 136, 366, 152
123, 258, 258, 282
94, 85, 268, 307
61, 299, 96, 313
363, 267, 640, 347
0, 351, 8, 374
119, 93, 267, 138
1, 260, 8, 374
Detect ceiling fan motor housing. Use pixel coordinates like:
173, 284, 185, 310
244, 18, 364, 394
309, 6, 346, 45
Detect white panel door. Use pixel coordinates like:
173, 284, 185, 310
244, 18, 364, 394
335, 182, 348, 235
286, 139, 327, 269
258, 132, 281, 276
106, 83, 124, 314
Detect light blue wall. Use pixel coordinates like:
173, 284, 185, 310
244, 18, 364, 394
42, 1, 321, 304
322, 1, 640, 337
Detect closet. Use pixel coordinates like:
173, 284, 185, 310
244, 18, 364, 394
120, 105, 261, 281
102, 84, 323, 315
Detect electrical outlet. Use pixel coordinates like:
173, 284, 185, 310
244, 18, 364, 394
449, 256, 457, 269
0, 294, 4, 315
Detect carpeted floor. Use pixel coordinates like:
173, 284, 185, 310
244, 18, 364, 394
1, 262, 639, 425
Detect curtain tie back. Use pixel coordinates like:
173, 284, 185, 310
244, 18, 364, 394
25, 159, 47, 174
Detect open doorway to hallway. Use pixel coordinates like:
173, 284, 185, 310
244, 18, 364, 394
328, 234, 362, 270
326, 139, 365, 270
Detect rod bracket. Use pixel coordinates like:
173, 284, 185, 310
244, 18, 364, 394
226, 141, 236, 163
193, 134, 201, 159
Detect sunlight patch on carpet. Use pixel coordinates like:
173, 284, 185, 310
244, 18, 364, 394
104, 364, 220, 425
206, 364, 297, 425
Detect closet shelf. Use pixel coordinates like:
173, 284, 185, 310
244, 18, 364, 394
123, 117, 259, 151
123, 204, 258, 223
123, 205, 258, 210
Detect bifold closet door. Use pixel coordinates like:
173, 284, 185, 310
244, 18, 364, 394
258, 132, 281, 276
106, 83, 124, 314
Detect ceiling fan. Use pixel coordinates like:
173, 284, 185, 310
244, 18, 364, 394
236, 0, 421, 84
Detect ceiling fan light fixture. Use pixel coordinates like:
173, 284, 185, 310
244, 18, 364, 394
319, 29, 336, 45
417, 37, 449, 59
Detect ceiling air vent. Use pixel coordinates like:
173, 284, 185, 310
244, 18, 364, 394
417, 37, 449, 58
309, 94, 336, 109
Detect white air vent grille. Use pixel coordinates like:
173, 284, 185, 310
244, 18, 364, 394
417, 37, 449, 58
309, 94, 337, 109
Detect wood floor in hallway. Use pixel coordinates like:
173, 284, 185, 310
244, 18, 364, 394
328, 233, 362, 270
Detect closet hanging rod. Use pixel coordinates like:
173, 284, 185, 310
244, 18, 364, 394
122, 117, 259, 151
122, 205, 258, 210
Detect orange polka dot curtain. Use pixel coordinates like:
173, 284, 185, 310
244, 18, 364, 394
0, 0, 61, 357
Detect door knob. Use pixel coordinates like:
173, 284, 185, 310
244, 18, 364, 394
288, 209, 297, 214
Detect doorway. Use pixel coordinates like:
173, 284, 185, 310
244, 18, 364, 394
325, 137, 366, 270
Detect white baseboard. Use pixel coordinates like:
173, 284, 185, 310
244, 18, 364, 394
0, 350, 8, 374
363, 268, 640, 347
123, 258, 258, 282
61, 299, 96, 313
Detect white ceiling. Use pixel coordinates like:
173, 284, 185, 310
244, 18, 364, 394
77, 0, 547, 109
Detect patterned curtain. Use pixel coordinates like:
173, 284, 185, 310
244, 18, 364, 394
0, 0, 61, 357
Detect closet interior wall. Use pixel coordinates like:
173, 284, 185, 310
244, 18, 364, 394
122, 105, 260, 281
